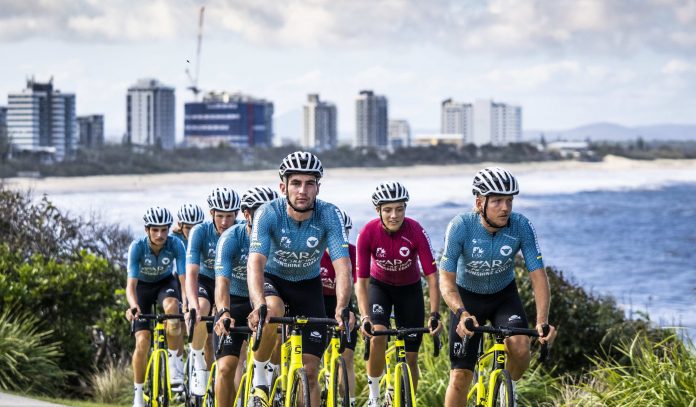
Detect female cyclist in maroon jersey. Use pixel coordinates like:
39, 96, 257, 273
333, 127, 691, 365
355, 181, 443, 407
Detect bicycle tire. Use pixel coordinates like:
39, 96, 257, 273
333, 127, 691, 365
289, 367, 311, 407
396, 364, 413, 407
145, 356, 155, 407
158, 351, 170, 407
492, 369, 514, 407
330, 356, 350, 407
235, 374, 247, 407
204, 364, 216, 407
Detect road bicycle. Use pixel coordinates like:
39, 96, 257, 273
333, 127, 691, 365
363, 324, 441, 407
318, 309, 352, 407
463, 319, 549, 407
130, 310, 185, 407
184, 308, 215, 407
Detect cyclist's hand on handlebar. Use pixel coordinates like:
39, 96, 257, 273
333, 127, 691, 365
247, 304, 268, 332
536, 323, 557, 345
429, 312, 443, 336
126, 306, 140, 321
456, 314, 478, 338
360, 316, 373, 338
214, 316, 235, 336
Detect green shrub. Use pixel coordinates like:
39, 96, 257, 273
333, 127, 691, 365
0, 307, 67, 395
89, 362, 133, 405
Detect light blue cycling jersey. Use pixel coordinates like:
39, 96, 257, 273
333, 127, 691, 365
187, 220, 239, 279
215, 223, 251, 297
440, 212, 544, 294
249, 198, 349, 282
127, 235, 186, 283
170, 231, 187, 276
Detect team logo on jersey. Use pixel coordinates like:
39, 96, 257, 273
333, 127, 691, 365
306, 236, 319, 248
320, 267, 328, 277
162, 258, 171, 265
208, 248, 216, 258
281, 236, 292, 248
399, 247, 410, 257
500, 245, 513, 256
144, 258, 153, 266
472, 247, 484, 258
372, 304, 384, 315
376, 248, 386, 258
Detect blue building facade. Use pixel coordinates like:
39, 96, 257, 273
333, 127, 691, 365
184, 92, 274, 147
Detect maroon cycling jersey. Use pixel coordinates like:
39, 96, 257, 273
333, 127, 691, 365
320, 244, 357, 296
356, 217, 437, 286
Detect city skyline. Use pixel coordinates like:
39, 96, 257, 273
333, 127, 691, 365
1, 0, 695, 143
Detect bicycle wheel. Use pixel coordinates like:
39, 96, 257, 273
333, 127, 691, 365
204, 363, 216, 407
492, 369, 514, 407
396, 364, 413, 407
157, 352, 170, 407
331, 356, 350, 407
289, 367, 311, 407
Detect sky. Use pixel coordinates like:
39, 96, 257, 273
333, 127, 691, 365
1, 0, 695, 143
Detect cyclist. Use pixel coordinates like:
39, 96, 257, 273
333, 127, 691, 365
356, 181, 442, 407
213, 186, 279, 407
125, 206, 186, 407
186, 187, 241, 396
439, 167, 557, 407
247, 151, 353, 407
320, 209, 358, 407
171, 203, 205, 304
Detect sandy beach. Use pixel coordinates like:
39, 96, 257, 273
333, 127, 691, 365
7, 155, 696, 194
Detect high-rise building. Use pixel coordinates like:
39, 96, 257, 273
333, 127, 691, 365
7, 77, 77, 161
441, 98, 473, 144
77, 115, 104, 149
388, 119, 411, 148
184, 91, 274, 148
473, 99, 522, 146
0, 106, 7, 137
303, 94, 337, 150
355, 90, 388, 148
126, 78, 176, 149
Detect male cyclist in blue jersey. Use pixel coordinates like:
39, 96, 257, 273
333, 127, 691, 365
246, 151, 353, 407
171, 203, 205, 305
186, 187, 241, 396
439, 167, 557, 407
125, 207, 186, 407
213, 186, 278, 407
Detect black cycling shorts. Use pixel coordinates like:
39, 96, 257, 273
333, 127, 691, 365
263, 273, 327, 358
368, 278, 425, 353
214, 295, 253, 359
133, 275, 181, 332
196, 274, 216, 307
323, 295, 359, 352
449, 280, 529, 371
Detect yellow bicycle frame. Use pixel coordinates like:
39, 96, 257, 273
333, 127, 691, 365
319, 327, 343, 407
231, 339, 256, 407
269, 324, 305, 406
467, 342, 507, 407
143, 320, 172, 407
380, 337, 416, 407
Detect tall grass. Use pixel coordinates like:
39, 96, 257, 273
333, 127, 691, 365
0, 307, 67, 395
89, 362, 132, 405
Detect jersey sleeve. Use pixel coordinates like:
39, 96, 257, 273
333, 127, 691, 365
519, 215, 544, 272
249, 204, 273, 257
173, 238, 186, 275
355, 227, 372, 279
127, 240, 141, 279
325, 204, 350, 261
414, 223, 437, 276
215, 230, 236, 280
186, 224, 203, 265
440, 216, 465, 273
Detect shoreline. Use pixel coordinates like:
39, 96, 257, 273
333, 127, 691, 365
6, 155, 696, 193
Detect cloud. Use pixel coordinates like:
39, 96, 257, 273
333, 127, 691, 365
2, 0, 696, 57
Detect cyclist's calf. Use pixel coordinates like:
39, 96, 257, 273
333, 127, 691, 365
445, 369, 474, 407
504, 335, 530, 380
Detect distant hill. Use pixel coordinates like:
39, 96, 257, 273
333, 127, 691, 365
525, 122, 696, 142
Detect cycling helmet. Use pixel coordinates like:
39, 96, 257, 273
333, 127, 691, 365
207, 187, 241, 211
472, 167, 519, 196
143, 206, 173, 226
371, 181, 410, 206
278, 151, 324, 179
177, 203, 204, 225
340, 210, 353, 230
241, 186, 279, 211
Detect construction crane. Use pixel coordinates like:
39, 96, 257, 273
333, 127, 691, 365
186, 6, 205, 100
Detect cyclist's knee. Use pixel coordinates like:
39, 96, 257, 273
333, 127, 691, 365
302, 355, 320, 380
266, 297, 285, 317
167, 320, 182, 336
162, 298, 179, 314
448, 369, 473, 391
134, 334, 150, 353
506, 340, 531, 364
216, 357, 238, 378
370, 334, 387, 350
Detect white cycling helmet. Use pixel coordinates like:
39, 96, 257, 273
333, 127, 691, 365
340, 210, 353, 230
207, 187, 241, 212
371, 181, 410, 206
177, 203, 204, 225
241, 186, 279, 211
472, 167, 519, 196
143, 206, 173, 227
278, 151, 324, 179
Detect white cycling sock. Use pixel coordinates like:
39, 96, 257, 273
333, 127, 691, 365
168, 349, 183, 364
253, 359, 270, 388
191, 348, 206, 370
133, 383, 144, 406
266, 362, 279, 383
367, 375, 382, 399
350, 397, 356, 407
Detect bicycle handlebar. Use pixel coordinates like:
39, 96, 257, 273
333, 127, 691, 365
129, 308, 184, 336
363, 326, 441, 361
186, 308, 216, 342
252, 304, 267, 352
215, 318, 253, 357
463, 319, 550, 362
